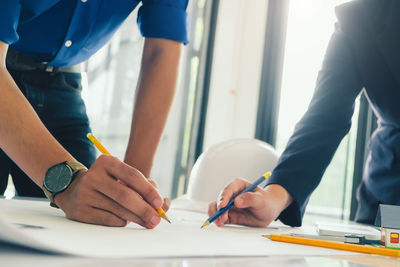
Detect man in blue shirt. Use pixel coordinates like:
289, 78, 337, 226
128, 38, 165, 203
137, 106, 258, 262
208, 0, 400, 227
0, 1, 188, 228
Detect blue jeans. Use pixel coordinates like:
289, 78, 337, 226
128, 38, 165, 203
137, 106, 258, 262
0, 69, 97, 197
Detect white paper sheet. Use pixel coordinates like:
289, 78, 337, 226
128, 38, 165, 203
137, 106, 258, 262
0, 198, 359, 258
315, 222, 381, 240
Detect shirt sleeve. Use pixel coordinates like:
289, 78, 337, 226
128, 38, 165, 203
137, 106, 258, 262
137, 0, 189, 44
265, 22, 363, 227
0, 1, 21, 44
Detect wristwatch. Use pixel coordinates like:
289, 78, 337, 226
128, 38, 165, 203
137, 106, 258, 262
42, 161, 87, 208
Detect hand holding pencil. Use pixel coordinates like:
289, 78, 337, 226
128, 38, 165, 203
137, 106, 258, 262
207, 176, 293, 228
87, 133, 171, 224
54, 146, 167, 228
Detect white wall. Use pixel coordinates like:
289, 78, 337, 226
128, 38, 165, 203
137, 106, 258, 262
203, 0, 269, 150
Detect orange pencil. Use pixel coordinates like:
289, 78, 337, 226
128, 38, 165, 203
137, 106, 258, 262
263, 234, 400, 258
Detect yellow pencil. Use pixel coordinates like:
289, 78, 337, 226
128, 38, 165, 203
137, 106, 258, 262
263, 234, 400, 258
87, 133, 171, 224
87, 133, 111, 155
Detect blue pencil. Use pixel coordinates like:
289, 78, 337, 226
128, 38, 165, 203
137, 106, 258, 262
201, 172, 271, 228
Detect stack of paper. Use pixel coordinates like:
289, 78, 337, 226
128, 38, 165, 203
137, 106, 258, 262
0, 198, 359, 258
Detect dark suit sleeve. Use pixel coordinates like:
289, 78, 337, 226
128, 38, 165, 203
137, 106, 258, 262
266, 23, 364, 226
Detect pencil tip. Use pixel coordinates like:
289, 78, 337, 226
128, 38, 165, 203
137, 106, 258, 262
201, 220, 210, 229
159, 212, 171, 224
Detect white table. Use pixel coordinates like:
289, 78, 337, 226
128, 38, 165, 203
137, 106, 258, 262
0, 198, 398, 267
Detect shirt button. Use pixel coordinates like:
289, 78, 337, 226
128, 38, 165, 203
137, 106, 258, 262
65, 40, 72, 47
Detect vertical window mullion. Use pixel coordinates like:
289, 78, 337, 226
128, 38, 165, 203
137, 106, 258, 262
255, 0, 290, 146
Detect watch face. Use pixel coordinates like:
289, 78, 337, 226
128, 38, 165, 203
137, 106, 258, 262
44, 163, 73, 193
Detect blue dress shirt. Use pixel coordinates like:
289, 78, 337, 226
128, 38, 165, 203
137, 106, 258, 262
0, 0, 188, 67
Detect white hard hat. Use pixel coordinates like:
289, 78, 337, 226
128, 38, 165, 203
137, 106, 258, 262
172, 138, 279, 213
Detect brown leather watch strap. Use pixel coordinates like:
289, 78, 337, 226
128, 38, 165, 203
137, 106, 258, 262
42, 161, 88, 208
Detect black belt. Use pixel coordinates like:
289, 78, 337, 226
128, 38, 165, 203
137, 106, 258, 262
6, 49, 83, 73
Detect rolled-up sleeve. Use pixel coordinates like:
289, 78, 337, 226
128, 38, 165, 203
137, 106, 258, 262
137, 0, 189, 44
0, 1, 21, 44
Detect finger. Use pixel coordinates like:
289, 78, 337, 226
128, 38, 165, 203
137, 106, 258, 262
234, 191, 265, 210
144, 178, 167, 211
217, 179, 251, 209
95, 177, 161, 228
208, 201, 217, 216
90, 190, 152, 228
106, 159, 163, 209
208, 203, 223, 227
162, 198, 170, 212
228, 209, 271, 227
208, 201, 228, 227
69, 206, 127, 227
91, 207, 128, 227
148, 179, 159, 189
148, 180, 169, 211
101, 156, 163, 210
215, 211, 229, 227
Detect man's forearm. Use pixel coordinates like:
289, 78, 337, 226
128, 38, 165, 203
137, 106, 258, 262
124, 38, 182, 177
0, 66, 74, 186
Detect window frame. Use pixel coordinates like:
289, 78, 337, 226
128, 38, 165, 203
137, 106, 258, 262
255, 0, 375, 220
171, 0, 220, 198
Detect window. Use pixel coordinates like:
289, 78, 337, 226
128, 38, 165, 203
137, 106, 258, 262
82, 3, 212, 199
170, 0, 219, 197
202, 0, 269, 151
82, 12, 143, 161
275, 0, 356, 218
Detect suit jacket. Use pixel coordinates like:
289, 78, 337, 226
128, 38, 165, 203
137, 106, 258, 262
267, 0, 400, 226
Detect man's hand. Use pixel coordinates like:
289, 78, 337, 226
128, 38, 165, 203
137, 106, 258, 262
55, 155, 165, 228
208, 179, 293, 227
147, 178, 170, 212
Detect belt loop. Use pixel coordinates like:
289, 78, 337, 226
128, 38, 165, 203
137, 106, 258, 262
43, 65, 59, 73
